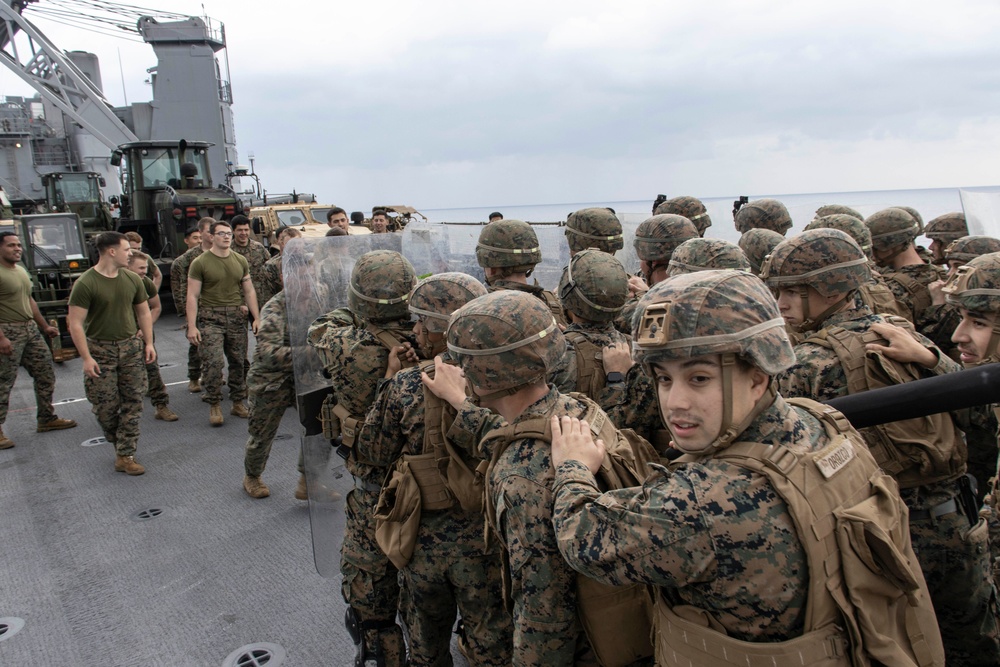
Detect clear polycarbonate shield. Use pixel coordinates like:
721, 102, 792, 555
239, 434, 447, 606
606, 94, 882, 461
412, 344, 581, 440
401, 222, 486, 283
283, 233, 403, 578
960, 190, 1000, 239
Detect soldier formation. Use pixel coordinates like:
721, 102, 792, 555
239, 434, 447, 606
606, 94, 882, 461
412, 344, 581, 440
4, 199, 1000, 666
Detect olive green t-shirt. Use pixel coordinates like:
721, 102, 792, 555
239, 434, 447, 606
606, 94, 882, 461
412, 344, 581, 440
0, 263, 33, 322
68, 268, 148, 341
142, 275, 157, 299
189, 251, 249, 307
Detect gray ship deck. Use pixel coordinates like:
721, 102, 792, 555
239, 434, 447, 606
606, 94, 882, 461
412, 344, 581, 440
0, 315, 470, 666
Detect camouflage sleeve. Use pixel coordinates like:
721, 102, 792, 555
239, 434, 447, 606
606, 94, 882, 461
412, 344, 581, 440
446, 399, 505, 458
170, 257, 187, 313
600, 365, 661, 438
916, 303, 961, 353
552, 460, 715, 588
547, 339, 578, 394
254, 300, 291, 369
356, 370, 422, 468
495, 471, 583, 666
777, 344, 848, 402
907, 329, 961, 376
886, 279, 917, 322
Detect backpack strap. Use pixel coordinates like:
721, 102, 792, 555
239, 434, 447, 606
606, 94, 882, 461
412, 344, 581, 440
563, 331, 605, 398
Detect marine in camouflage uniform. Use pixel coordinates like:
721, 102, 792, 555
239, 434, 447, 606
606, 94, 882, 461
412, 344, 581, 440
357, 273, 513, 666
242, 290, 305, 499
653, 195, 712, 236
734, 198, 793, 236
259, 253, 282, 307
231, 215, 272, 301
765, 229, 999, 666
865, 207, 946, 325
477, 218, 567, 327
564, 207, 624, 256
440, 290, 605, 665
924, 211, 968, 265
310, 250, 419, 667
551, 269, 943, 666
0, 231, 76, 446
129, 252, 176, 421
170, 222, 210, 391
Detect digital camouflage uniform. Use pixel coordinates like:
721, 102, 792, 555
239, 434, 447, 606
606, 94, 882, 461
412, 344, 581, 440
359, 358, 513, 666
883, 262, 946, 326
766, 221, 1000, 667
259, 254, 282, 308
0, 321, 57, 427
243, 291, 301, 478
140, 276, 169, 410
170, 245, 203, 383
232, 239, 271, 302
310, 250, 419, 667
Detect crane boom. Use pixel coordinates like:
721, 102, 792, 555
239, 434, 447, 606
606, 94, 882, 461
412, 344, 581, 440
0, 0, 138, 151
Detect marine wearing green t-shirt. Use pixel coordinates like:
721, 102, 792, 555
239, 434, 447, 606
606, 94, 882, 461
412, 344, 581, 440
188, 251, 249, 307
0, 263, 33, 322
68, 268, 148, 341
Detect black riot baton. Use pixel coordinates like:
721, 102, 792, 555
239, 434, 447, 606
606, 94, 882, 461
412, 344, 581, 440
824, 363, 1000, 428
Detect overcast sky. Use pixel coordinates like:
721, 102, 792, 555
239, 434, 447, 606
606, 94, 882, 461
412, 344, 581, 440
3, 0, 999, 209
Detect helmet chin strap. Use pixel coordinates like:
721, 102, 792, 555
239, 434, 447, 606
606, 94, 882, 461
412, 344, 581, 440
797, 293, 849, 333
660, 353, 777, 456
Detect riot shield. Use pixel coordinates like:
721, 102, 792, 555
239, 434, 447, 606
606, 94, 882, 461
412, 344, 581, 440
960, 189, 1000, 239
283, 233, 403, 578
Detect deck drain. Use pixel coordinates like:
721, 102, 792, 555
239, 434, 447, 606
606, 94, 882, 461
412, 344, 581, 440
0, 617, 25, 642
54, 397, 86, 405
274, 434, 292, 441
158, 362, 177, 369
223, 642, 286, 667
81, 437, 108, 447
131, 508, 164, 522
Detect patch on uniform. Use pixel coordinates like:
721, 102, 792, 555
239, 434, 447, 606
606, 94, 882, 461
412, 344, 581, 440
814, 437, 855, 479
589, 410, 606, 436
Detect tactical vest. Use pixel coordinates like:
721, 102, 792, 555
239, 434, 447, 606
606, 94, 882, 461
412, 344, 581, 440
374, 360, 489, 569
806, 319, 967, 488
662, 398, 943, 667
562, 331, 609, 399
319, 321, 418, 449
881, 267, 941, 320
859, 279, 908, 320
538, 288, 569, 327
479, 394, 660, 667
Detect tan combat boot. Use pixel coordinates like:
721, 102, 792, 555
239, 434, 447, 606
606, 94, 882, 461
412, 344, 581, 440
209, 404, 224, 426
154, 405, 179, 421
243, 475, 270, 498
294, 474, 308, 500
0, 427, 13, 450
37, 417, 77, 432
114, 455, 145, 476
188, 378, 201, 393
230, 401, 249, 418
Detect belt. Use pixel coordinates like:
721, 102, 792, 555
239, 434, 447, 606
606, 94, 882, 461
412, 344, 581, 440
909, 498, 959, 522
1, 320, 36, 328
354, 477, 382, 494
87, 333, 139, 345
200, 305, 244, 311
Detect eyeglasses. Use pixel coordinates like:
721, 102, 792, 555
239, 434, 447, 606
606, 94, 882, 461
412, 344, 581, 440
214, 231, 233, 237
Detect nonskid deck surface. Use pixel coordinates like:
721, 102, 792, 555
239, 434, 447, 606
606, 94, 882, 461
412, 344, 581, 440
0, 315, 471, 666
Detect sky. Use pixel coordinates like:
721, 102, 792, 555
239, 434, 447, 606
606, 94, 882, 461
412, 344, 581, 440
2, 0, 1000, 210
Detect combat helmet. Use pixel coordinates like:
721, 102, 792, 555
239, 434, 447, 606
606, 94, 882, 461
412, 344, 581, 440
944, 236, 1000, 267
654, 195, 712, 235
942, 252, 1000, 365
806, 213, 874, 260
447, 290, 565, 401
865, 207, 919, 259
409, 272, 487, 357
632, 270, 795, 454
348, 250, 417, 323
565, 208, 624, 254
815, 204, 863, 221
633, 215, 699, 285
475, 219, 542, 279
895, 206, 924, 234
760, 228, 870, 332
558, 249, 628, 322
738, 228, 784, 275
734, 199, 793, 235
667, 238, 750, 277
924, 212, 968, 243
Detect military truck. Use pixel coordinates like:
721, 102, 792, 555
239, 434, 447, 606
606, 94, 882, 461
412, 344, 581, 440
41, 171, 116, 235
358, 205, 427, 231
248, 202, 372, 244
0, 212, 90, 361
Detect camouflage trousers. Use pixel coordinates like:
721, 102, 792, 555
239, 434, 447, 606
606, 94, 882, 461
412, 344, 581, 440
0, 321, 56, 425
196, 306, 248, 404
343, 486, 406, 667
145, 333, 168, 407
187, 342, 200, 382
910, 506, 1000, 666
399, 511, 513, 666
243, 376, 302, 477
83, 336, 146, 457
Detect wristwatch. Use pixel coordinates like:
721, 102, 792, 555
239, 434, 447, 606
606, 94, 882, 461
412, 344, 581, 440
605, 371, 625, 384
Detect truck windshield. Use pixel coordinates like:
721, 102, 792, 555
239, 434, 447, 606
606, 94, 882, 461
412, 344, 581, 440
53, 174, 100, 204
277, 210, 308, 226
24, 215, 84, 268
137, 148, 212, 189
